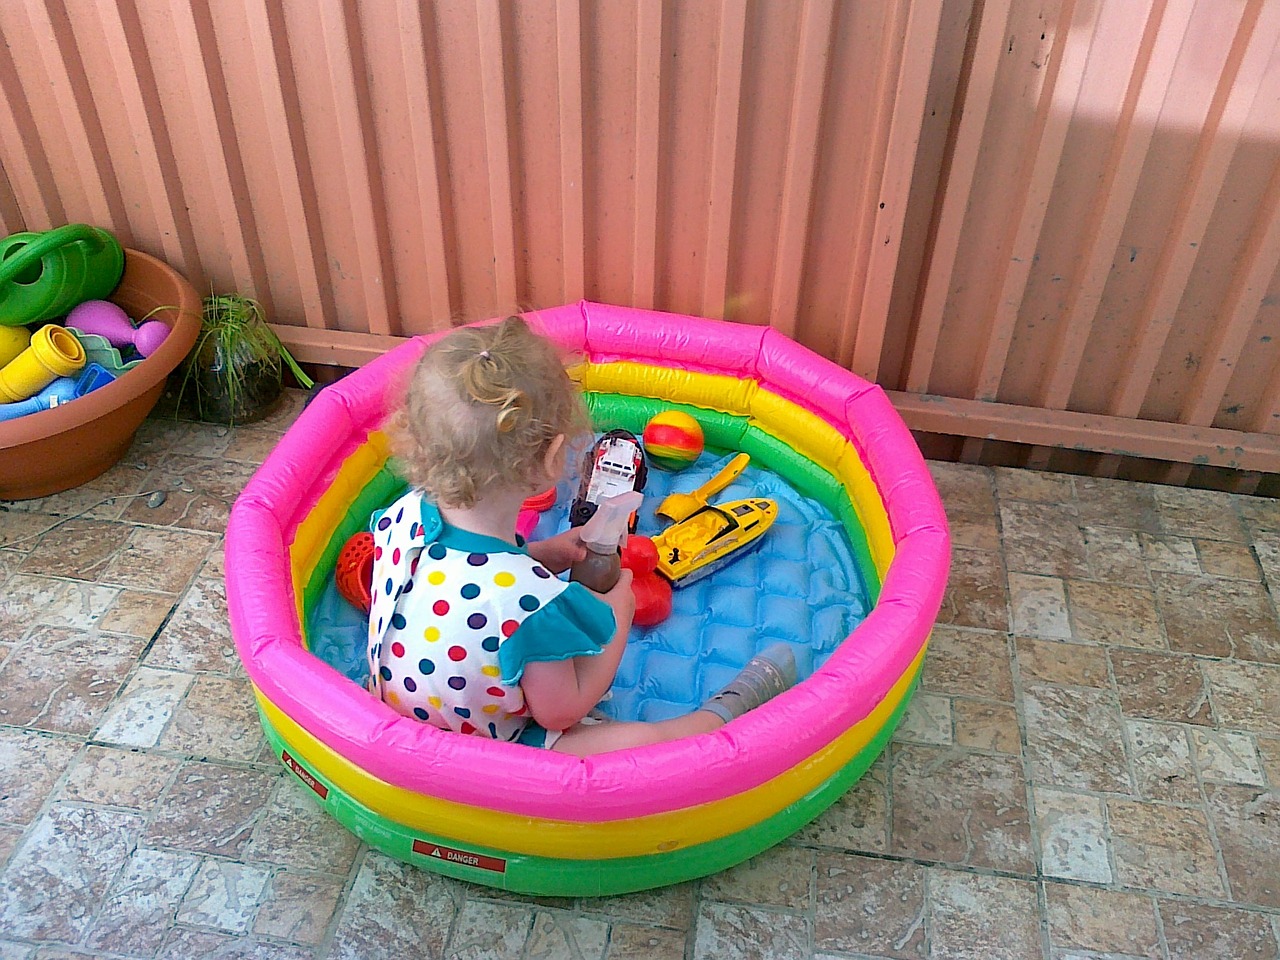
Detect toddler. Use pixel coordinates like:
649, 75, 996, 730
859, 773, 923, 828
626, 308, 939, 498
367, 316, 795, 755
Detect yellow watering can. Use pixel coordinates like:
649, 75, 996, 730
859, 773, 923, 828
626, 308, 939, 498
0, 224, 124, 327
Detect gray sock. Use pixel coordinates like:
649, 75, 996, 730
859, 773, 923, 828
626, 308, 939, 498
700, 643, 797, 723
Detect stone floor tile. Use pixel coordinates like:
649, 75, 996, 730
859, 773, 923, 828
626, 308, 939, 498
1016, 637, 1111, 688
1073, 476, 1162, 534
1033, 788, 1111, 883
146, 575, 241, 675
1259, 735, 1280, 785
0, 627, 146, 735
246, 777, 363, 874
1081, 525, 1150, 585
121, 454, 259, 533
165, 420, 235, 459
1066, 579, 1164, 649
1106, 799, 1226, 898
1140, 533, 1202, 576
1203, 782, 1280, 908
84, 847, 201, 955
1001, 500, 1089, 578
1023, 683, 1132, 793
0, 803, 145, 941
1109, 649, 1213, 726
0, 827, 23, 868
952, 698, 1021, 754
1254, 529, 1280, 582
144, 761, 278, 858
701, 845, 813, 910
894, 692, 953, 746
1159, 900, 1279, 960
445, 899, 533, 958
59, 743, 181, 807
1010, 574, 1072, 639
1042, 882, 1159, 959
0, 510, 63, 551
692, 900, 809, 960
937, 548, 1008, 632
98, 526, 216, 594
1155, 573, 1280, 663
1202, 660, 1280, 735
522, 911, 609, 960
929, 463, 1000, 552
0, 729, 80, 824
1156, 486, 1248, 541
1126, 720, 1199, 803
155, 927, 315, 959
97, 588, 176, 638
814, 853, 926, 959
606, 923, 687, 959
200, 537, 226, 580
583, 883, 695, 930
995, 466, 1075, 503
223, 425, 295, 464
1192, 728, 1266, 785
1239, 495, 1280, 533
928, 870, 1044, 960
158, 674, 263, 762
175, 859, 273, 933
128, 415, 199, 460
0, 574, 85, 638
93, 666, 194, 747
328, 854, 460, 960
793, 759, 888, 853
1196, 539, 1263, 580
253, 870, 347, 945
922, 627, 1014, 701
0, 575, 119, 633
16, 518, 128, 579
249, 387, 307, 432
890, 744, 1034, 873
0, 548, 18, 585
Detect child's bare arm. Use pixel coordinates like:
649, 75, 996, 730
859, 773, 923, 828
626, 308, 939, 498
520, 571, 635, 731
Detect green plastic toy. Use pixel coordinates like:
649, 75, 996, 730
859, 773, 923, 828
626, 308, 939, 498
0, 224, 124, 327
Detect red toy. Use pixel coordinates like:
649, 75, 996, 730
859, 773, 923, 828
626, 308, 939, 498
516, 486, 557, 540
335, 532, 375, 613
621, 534, 672, 627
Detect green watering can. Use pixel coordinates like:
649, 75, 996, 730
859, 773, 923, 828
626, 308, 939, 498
0, 223, 125, 327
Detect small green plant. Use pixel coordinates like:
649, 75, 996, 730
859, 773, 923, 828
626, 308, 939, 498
179, 293, 313, 424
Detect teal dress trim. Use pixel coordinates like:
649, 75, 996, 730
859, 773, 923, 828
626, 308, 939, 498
497, 582, 616, 685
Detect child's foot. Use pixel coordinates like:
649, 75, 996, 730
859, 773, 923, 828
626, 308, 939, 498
700, 643, 797, 723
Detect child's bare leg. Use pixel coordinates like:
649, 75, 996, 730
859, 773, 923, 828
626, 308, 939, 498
551, 711, 723, 756
550, 642, 798, 757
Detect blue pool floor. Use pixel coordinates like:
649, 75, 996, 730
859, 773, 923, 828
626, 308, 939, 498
307, 448, 870, 722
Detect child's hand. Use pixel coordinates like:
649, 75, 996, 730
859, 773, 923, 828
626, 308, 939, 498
600, 568, 636, 633
526, 528, 587, 573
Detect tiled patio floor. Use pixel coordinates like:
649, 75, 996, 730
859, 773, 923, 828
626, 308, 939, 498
1, 392, 1278, 959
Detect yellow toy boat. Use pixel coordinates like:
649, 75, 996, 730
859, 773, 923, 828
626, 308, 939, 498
652, 497, 778, 586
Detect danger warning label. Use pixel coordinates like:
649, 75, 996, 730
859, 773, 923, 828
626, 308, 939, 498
412, 839, 507, 874
281, 750, 328, 800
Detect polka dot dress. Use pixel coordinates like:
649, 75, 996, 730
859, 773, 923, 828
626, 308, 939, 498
367, 491, 576, 741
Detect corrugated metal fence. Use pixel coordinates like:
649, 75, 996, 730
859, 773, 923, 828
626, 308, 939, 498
3, 0, 1279, 489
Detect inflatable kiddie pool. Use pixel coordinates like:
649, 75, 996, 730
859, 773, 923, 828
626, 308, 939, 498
226, 301, 949, 896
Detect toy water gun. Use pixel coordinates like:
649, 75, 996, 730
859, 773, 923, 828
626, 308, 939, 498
0, 362, 116, 422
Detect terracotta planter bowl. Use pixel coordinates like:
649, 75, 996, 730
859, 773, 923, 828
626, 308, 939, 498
0, 249, 201, 500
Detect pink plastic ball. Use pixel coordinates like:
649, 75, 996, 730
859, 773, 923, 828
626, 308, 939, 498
133, 320, 170, 357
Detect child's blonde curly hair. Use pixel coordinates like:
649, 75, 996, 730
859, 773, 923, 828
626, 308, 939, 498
388, 317, 592, 508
